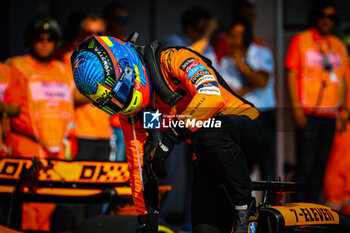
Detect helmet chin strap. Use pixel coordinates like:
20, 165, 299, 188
131, 116, 144, 191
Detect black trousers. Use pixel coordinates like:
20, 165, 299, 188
75, 138, 111, 161
293, 115, 336, 203
190, 114, 271, 233
258, 109, 277, 180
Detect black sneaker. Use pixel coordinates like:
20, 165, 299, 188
233, 198, 258, 233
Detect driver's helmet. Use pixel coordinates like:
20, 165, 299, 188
71, 36, 151, 116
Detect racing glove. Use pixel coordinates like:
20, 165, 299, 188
145, 124, 193, 179
147, 130, 174, 179
137, 208, 159, 233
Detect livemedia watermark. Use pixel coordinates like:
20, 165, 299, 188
143, 110, 221, 129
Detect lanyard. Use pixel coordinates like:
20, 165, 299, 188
314, 38, 333, 72
312, 38, 335, 112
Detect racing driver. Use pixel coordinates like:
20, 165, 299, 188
70, 33, 270, 233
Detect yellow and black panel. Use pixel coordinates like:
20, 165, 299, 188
272, 203, 339, 226
259, 203, 341, 233
0, 157, 171, 205
0, 157, 130, 185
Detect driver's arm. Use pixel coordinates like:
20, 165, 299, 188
160, 47, 225, 132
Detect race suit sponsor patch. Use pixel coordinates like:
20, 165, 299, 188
194, 75, 216, 88
196, 81, 218, 90
191, 70, 212, 84
185, 60, 200, 74
180, 57, 197, 71
198, 86, 221, 95
187, 65, 207, 79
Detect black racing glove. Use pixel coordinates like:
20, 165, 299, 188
148, 130, 174, 179
137, 208, 159, 233
145, 125, 193, 179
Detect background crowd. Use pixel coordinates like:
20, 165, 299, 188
0, 0, 350, 232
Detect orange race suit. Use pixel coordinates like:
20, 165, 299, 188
4, 54, 74, 232
119, 46, 264, 221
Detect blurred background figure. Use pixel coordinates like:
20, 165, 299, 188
285, 0, 348, 203
218, 19, 276, 180
0, 64, 8, 156
232, 0, 257, 27
51, 13, 112, 233
211, 0, 277, 182
0, 63, 20, 156
61, 14, 105, 63
102, 1, 129, 162
212, 0, 263, 65
160, 6, 218, 232
5, 15, 72, 165
323, 21, 350, 217
0, 63, 19, 226
0, 64, 8, 103
102, 1, 130, 40
60, 13, 111, 162
54, 10, 87, 60
161, 5, 217, 56
4, 15, 73, 232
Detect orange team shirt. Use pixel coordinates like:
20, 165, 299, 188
119, 47, 259, 215
63, 50, 112, 139
285, 28, 348, 117
4, 55, 74, 159
0, 63, 8, 101
0, 63, 8, 154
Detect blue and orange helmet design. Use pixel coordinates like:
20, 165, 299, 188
71, 36, 151, 116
